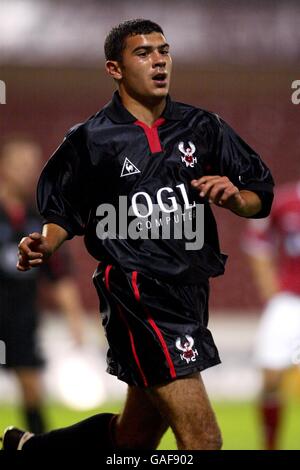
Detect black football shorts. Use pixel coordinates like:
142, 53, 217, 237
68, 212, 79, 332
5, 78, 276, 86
93, 263, 221, 387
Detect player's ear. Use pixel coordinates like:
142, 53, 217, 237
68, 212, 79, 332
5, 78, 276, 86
105, 60, 123, 81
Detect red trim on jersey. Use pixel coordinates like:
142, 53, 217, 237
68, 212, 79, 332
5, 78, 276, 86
134, 118, 165, 153
131, 271, 177, 380
104, 264, 113, 291
117, 303, 148, 387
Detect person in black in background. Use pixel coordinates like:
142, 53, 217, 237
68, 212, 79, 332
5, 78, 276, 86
7, 19, 274, 450
0, 137, 85, 434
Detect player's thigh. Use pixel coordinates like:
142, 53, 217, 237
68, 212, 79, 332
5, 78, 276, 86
116, 385, 168, 447
146, 372, 220, 441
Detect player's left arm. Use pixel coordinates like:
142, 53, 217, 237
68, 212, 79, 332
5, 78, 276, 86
196, 116, 275, 218
191, 175, 262, 217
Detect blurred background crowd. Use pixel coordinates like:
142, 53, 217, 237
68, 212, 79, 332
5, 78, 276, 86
0, 0, 299, 449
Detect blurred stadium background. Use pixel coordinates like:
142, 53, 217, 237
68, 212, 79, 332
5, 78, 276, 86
0, 0, 299, 449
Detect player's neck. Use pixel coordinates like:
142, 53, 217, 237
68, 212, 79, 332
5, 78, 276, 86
119, 89, 166, 127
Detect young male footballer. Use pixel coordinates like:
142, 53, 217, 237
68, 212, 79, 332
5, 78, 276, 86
3, 19, 274, 450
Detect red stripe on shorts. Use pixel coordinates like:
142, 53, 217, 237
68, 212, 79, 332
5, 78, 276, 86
104, 264, 113, 291
131, 271, 141, 301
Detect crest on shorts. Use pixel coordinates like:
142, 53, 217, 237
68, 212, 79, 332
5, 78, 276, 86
178, 141, 197, 168
175, 335, 199, 364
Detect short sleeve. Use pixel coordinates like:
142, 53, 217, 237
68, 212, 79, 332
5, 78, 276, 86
214, 117, 274, 218
37, 135, 92, 238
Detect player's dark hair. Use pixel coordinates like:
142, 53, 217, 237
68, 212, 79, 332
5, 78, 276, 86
104, 19, 164, 62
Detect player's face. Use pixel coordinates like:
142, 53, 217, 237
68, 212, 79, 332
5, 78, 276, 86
0, 142, 41, 197
115, 32, 172, 102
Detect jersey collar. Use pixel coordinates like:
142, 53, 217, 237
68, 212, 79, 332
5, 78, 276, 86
103, 91, 183, 124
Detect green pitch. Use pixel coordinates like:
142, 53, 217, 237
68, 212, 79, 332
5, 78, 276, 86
1, 400, 299, 449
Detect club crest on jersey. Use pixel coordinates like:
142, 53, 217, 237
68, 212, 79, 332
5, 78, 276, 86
178, 141, 197, 168
175, 335, 199, 364
121, 157, 141, 177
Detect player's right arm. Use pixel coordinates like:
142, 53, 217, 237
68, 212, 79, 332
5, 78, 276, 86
17, 223, 68, 271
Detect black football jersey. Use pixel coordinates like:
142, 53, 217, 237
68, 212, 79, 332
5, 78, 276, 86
37, 92, 274, 283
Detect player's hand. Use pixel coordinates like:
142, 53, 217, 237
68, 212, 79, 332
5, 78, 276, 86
17, 232, 52, 271
191, 175, 245, 212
